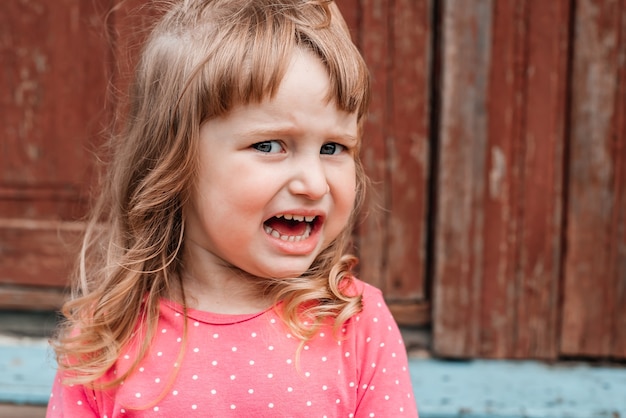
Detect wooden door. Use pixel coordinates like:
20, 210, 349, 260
0, 0, 110, 309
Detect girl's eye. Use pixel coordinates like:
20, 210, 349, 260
320, 143, 345, 155
252, 140, 284, 153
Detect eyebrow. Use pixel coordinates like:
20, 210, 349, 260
240, 126, 358, 144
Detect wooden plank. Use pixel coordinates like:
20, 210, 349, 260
385, 0, 431, 301
0, 0, 109, 219
0, 219, 83, 288
561, 0, 626, 359
356, 0, 391, 291
0, 286, 66, 311
434, 0, 568, 359
433, 0, 493, 358
388, 301, 431, 327
511, 0, 568, 359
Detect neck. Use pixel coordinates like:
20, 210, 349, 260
179, 242, 273, 315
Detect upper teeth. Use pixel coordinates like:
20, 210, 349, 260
276, 214, 316, 222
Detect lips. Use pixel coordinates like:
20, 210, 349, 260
263, 213, 321, 242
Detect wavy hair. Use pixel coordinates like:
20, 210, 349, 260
53, 0, 371, 389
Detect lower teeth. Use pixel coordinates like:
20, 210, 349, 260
264, 224, 312, 241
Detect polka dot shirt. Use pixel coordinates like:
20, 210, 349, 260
46, 280, 418, 417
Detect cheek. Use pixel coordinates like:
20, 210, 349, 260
331, 166, 357, 220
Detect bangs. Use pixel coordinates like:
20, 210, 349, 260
173, 0, 370, 121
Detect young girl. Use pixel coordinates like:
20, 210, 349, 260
47, 0, 418, 416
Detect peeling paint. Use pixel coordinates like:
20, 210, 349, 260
489, 146, 506, 199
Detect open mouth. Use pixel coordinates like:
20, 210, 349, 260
263, 214, 320, 242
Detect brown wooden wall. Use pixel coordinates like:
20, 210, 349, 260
1, 0, 624, 360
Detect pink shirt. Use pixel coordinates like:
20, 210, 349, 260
47, 280, 418, 417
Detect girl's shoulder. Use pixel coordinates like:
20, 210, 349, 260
343, 277, 392, 323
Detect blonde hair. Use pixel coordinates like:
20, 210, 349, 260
54, 0, 370, 389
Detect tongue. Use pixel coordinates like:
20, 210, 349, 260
265, 217, 308, 236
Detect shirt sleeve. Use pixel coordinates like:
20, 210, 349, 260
352, 282, 419, 417
46, 370, 99, 418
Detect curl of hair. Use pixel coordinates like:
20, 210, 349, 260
52, 0, 370, 390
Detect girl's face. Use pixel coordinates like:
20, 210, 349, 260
184, 50, 358, 280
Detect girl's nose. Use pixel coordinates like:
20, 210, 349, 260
288, 157, 329, 200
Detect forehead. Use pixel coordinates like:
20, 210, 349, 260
204, 51, 358, 142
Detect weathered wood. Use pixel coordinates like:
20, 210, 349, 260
561, 0, 626, 359
353, 1, 432, 316
356, 0, 391, 292
434, 0, 568, 359
385, 0, 431, 301
0, 0, 109, 290
0, 0, 109, 215
0, 219, 83, 289
433, 0, 493, 358
388, 301, 431, 327
0, 285, 66, 311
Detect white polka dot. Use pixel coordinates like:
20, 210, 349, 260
135, 393, 141, 398
305, 372, 311, 377
322, 385, 328, 390
77, 401, 83, 406
400, 407, 404, 412
345, 352, 350, 357
230, 405, 236, 410
249, 360, 255, 365
121, 409, 125, 413
392, 352, 397, 358
377, 302, 382, 307
320, 332, 325, 337
232, 347, 237, 352
336, 399, 341, 404
192, 375, 198, 380
369, 413, 375, 417
211, 389, 217, 395
251, 332, 257, 337
349, 382, 355, 387
267, 373, 274, 378
270, 318, 276, 323
153, 407, 159, 412
191, 405, 197, 410
194, 321, 199, 327
362, 384, 368, 389
373, 317, 379, 322
268, 345, 274, 350
248, 389, 254, 394
139, 367, 144, 372
371, 363, 376, 368
177, 337, 182, 342
212, 360, 218, 366
157, 352, 163, 356
268, 403, 274, 408
193, 347, 199, 353
230, 375, 236, 380
366, 337, 371, 343
155, 378, 161, 383
161, 328, 167, 333
380, 342, 385, 347
286, 359, 292, 364
322, 356, 327, 362
385, 395, 390, 400
370, 385, 375, 390
124, 355, 130, 360
173, 390, 179, 396
287, 387, 293, 392
306, 401, 312, 406
304, 345, 309, 350
213, 333, 219, 338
